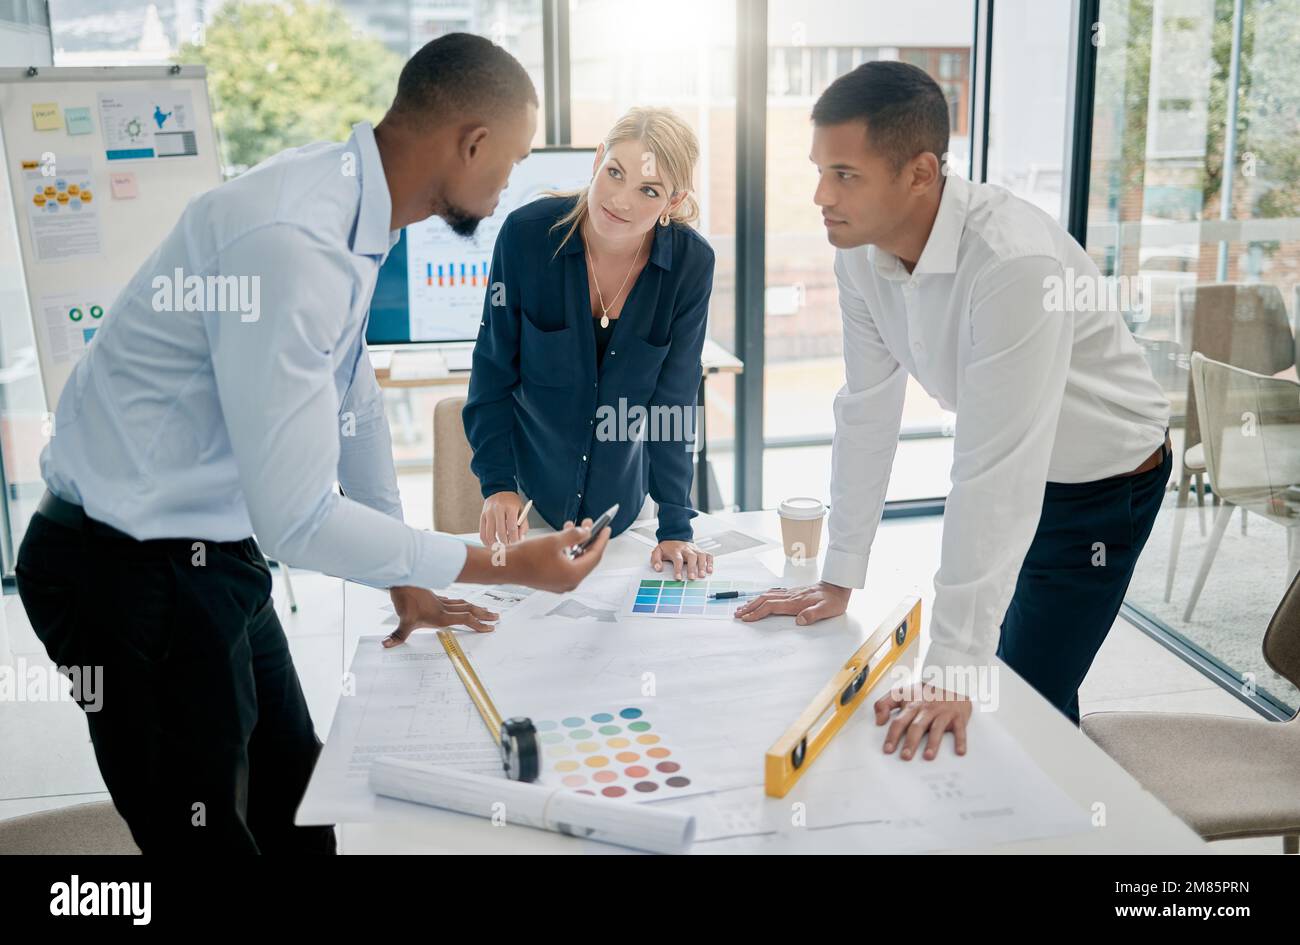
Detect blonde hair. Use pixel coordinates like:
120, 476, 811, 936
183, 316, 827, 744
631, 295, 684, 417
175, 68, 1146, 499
548, 106, 701, 254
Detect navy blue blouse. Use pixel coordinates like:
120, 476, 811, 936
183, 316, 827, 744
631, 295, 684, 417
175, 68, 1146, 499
463, 195, 715, 541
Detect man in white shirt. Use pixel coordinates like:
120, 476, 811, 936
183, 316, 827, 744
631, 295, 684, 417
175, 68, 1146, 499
737, 61, 1171, 759
16, 34, 610, 852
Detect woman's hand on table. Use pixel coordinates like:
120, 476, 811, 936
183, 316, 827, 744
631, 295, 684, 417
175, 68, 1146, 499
651, 540, 713, 580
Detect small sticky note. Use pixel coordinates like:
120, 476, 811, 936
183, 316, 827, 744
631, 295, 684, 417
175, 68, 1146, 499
109, 171, 138, 199
32, 103, 60, 131
65, 107, 93, 135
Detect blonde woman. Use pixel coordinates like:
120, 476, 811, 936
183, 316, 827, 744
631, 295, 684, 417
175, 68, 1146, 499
464, 107, 716, 579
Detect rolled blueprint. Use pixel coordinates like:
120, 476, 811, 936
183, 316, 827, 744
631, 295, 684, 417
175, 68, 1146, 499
370, 756, 696, 855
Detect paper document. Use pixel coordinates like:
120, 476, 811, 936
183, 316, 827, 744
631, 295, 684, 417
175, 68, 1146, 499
357, 582, 535, 632
98, 89, 198, 160
625, 518, 775, 557
297, 633, 505, 825
35, 288, 115, 365
371, 758, 696, 854
23, 155, 101, 261
681, 709, 1092, 853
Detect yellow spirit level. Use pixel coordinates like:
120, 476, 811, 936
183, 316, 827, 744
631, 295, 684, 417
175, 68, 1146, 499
764, 596, 921, 797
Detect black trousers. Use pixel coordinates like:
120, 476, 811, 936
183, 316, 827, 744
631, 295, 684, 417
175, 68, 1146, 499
16, 506, 335, 853
997, 439, 1173, 725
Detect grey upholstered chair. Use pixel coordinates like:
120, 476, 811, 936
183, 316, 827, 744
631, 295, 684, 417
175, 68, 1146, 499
434, 396, 483, 536
0, 800, 139, 854
1083, 563, 1300, 852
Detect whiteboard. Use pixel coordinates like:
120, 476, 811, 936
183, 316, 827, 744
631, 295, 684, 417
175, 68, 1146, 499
0, 66, 222, 406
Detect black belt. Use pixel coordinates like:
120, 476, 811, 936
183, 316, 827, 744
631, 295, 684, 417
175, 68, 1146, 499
36, 490, 91, 531
36, 490, 257, 555
36, 490, 144, 543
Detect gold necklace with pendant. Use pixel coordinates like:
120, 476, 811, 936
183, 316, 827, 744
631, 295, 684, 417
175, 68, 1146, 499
586, 224, 648, 328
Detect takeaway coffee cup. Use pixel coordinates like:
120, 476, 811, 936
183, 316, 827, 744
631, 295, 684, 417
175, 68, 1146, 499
778, 497, 826, 560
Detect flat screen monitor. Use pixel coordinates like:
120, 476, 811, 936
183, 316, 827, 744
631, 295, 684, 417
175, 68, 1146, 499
366, 146, 597, 345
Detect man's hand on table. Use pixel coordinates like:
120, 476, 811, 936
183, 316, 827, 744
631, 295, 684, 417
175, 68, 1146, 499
383, 586, 499, 647
874, 682, 971, 760
733, 580, 851, 625
385, 518, 609, 647
735, 581, 973, 759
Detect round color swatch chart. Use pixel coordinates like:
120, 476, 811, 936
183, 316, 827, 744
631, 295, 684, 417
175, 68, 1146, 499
535, 707, 691, 799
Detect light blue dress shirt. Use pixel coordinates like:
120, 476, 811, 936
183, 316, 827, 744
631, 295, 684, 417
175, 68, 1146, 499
41, 121, 468, 590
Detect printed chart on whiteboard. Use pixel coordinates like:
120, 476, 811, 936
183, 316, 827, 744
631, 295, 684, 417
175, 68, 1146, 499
22, 155, 100, 261
35, 287, 117, 366
97, 89, 199, 161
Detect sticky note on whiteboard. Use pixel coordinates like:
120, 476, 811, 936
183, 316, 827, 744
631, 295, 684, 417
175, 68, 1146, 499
109, 171, 138, 199
65, 107, 94, 135
32, 103, 61, 130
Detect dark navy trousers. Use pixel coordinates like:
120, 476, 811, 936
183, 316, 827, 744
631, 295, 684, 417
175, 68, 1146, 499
997, 439, 1173, 725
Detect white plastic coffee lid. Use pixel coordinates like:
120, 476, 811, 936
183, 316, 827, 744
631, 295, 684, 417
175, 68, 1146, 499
778, 496, 826, 520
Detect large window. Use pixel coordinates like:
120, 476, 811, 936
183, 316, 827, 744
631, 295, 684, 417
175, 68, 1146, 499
29, 2, 1300, 721
759, 0, 972, 509
31, 0, 977, 538
1086, 0, 1300, 715
985, 0, 1072, 220
568, 0, 738, 508
27, 0, 546, 529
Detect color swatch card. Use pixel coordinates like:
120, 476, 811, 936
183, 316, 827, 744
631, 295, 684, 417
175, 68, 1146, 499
623, 578, 770, 620
534, 706, 708, 801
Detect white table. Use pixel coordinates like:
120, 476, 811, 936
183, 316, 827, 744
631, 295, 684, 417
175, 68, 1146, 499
335, 510, 1208, 853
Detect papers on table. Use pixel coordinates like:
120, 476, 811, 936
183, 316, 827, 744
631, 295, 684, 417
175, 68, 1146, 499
511, 570, 631, 625
307, 536, 1093, 853
624, 518, 776, 557
678, 707, 1093, 853
297, 633, 506, 825
354, 582, 535, 633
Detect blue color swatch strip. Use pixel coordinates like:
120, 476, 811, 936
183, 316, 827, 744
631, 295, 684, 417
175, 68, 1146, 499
631, 579, 760, 616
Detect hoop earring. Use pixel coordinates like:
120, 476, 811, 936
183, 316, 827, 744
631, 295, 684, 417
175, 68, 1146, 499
659, 211, 671, 226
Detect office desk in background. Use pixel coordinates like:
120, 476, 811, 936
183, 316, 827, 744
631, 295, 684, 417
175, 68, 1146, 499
370, 340, 743, 512
333, 510, 1209, 854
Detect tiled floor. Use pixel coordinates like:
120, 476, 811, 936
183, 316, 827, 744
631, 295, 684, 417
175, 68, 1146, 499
0, 470, 1286, 853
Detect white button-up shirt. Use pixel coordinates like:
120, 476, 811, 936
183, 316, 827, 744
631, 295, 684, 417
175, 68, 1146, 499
42, 121, 468, 589
821, 172, 1170, 689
